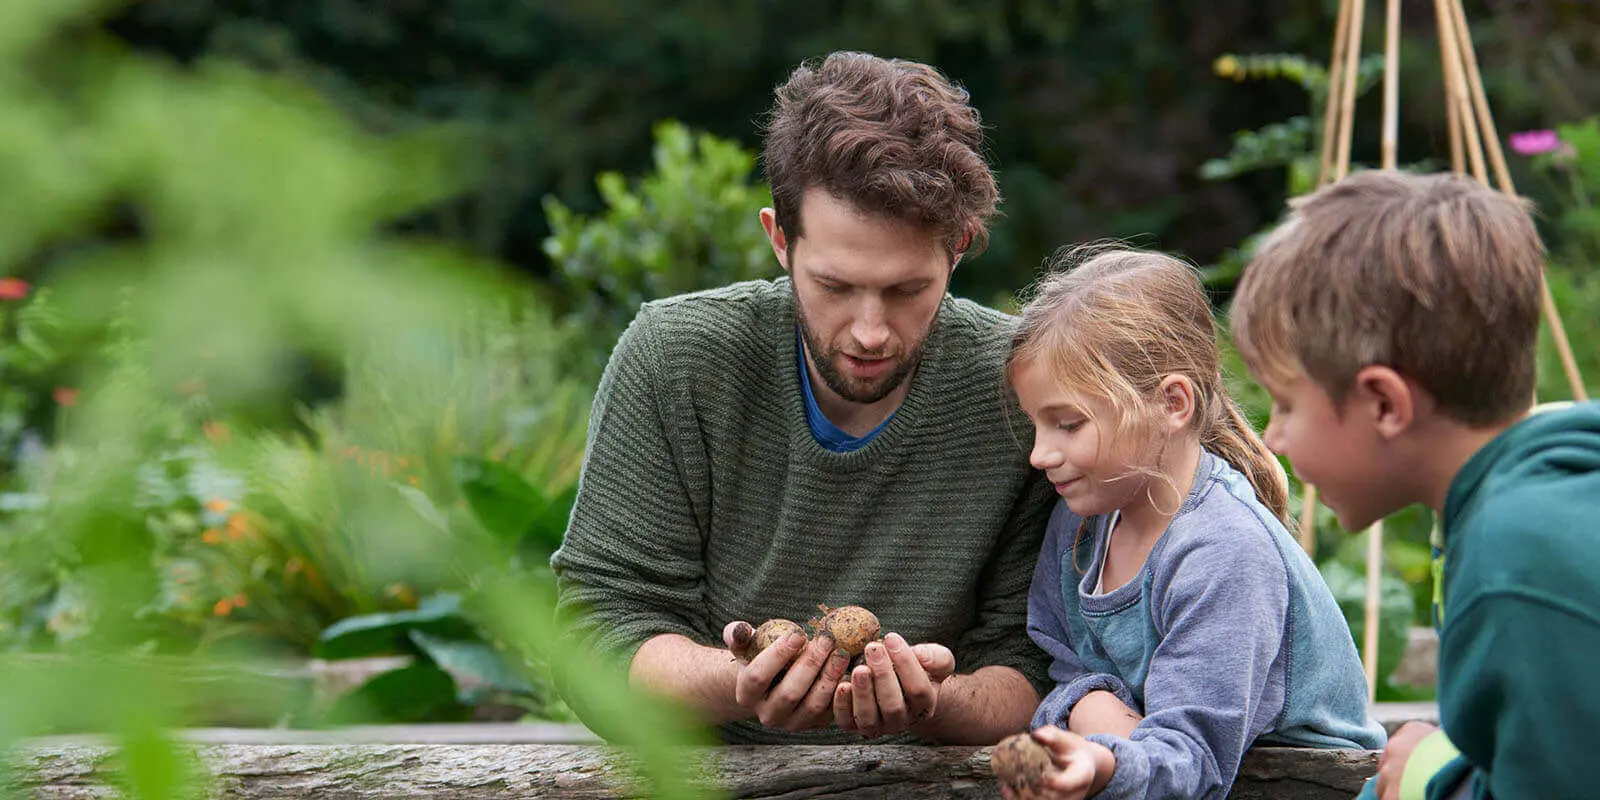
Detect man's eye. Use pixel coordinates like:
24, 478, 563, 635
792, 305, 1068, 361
819, 283, 846, 295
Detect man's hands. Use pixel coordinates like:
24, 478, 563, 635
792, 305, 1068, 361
724, 622, 956, 737
1375, 721, 1439, 800
723, 620, 851, 731
831, 633, 955, 738
997, 726, 1116, 800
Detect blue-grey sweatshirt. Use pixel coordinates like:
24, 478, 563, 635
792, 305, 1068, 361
1028, 451, 1385, 799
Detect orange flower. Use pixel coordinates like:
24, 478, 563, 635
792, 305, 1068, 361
226, 512, 256, 540
407, 475, 420, 486
213, 598, 234, 616
204, 498, 232, 514
201, 528, 223, 545
52, 387, 79, 407
232, 593, 249, 608
0, 277, 30, 301
203, 420, 231, 444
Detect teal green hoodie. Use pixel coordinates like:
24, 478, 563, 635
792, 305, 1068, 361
1421, 400, 1600, 799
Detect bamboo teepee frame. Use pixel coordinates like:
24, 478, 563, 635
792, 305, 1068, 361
1305, 0, 1589, 700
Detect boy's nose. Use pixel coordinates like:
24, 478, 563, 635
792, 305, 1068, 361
1263, 418, 1285, 455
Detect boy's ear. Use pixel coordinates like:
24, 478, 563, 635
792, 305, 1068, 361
1352, 365, 1417, 440
1158, 375, 1197, 432
760, 208, 791, 273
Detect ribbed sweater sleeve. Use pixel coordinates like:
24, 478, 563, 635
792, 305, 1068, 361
551, 305, 708, 667
958, 469, 1056, 696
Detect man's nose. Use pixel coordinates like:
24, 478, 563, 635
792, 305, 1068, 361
851, 299, 890, 352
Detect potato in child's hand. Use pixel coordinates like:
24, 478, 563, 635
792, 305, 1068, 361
991, 732, 1056, 794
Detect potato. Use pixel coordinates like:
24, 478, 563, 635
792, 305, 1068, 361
808, 604, 881, 656
991, 732, 1055, 793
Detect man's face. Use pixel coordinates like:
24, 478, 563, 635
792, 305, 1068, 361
763, 189, 952, 405
1258, 368, 1409, 531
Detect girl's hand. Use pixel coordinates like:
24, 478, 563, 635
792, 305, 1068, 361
997, 725, 1115, 800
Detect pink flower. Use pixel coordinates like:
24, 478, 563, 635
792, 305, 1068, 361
53, 387, 79, 407
0, 278, 30, 301
1509, 129, 1561, 156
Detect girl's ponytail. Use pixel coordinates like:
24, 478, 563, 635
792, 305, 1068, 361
1202, 392, 1289, 522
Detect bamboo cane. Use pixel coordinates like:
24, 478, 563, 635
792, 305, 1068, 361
1445, 0, 1588, 401
1381, 0, 1401, 171
1363, 520, 1385, 700
1318, 0, 1356, 187
1436, 0, 1489, 186
1334, 0, 1366, 180
1297, 486, 1318, 556
1448, 0, 1514, 193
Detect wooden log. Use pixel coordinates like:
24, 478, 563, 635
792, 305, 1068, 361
13, 743, 1377, 799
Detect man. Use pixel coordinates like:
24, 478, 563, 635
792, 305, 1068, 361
551, 51, 1055, 745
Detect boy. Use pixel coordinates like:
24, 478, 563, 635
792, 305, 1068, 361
1230, 169, 1600, 800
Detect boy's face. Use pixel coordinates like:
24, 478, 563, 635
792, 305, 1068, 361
1258, 368, 1410, 531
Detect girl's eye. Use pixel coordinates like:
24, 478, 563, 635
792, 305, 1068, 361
1057, 420, 1085, 433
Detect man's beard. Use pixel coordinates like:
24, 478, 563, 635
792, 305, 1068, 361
793, 287, 935, 405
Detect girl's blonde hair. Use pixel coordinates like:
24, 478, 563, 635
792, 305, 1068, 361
1007, 244, 1289, 521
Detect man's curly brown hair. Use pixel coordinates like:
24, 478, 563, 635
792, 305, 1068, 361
763, 51, 999, 258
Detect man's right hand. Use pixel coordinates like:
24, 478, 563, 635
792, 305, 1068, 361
723, 620, 852, 731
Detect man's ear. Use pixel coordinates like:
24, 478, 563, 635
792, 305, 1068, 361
760, 208, 790, 273
1158, 374, 1198, 432
1352, 365, 1417, 440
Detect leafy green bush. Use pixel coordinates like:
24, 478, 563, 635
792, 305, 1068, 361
543, 120, 773, 373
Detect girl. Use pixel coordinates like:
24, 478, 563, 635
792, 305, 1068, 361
1002, 247, 1384, 799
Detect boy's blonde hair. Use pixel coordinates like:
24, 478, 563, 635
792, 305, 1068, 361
1232, 170, 1544, 426
1007, 246, 1289, 521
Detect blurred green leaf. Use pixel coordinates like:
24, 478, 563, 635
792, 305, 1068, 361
409, 629, 535, 697
453, 455, 553, 548
324, 661, 465, 725
314, 593, 473, 660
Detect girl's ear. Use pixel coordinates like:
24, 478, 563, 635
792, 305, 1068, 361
1159, 375, 1197, 432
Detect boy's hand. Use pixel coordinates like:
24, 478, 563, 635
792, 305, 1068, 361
996, 725, 1114, 800
723, 620, 851, 731
831, 633, 954, 738
1376, 721, 1440, 800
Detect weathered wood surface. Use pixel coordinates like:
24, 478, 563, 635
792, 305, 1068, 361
15, 742, 1376, 799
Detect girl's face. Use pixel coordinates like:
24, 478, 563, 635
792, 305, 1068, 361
1011, 357, 1155, 518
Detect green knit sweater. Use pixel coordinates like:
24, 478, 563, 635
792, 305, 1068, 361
551, 278, 1056, 744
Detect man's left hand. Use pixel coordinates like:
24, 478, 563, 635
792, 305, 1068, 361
831, 632, 955, 738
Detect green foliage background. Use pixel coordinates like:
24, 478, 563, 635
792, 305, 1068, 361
0, 2, 1598, 787
97, 1, 1600, 305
